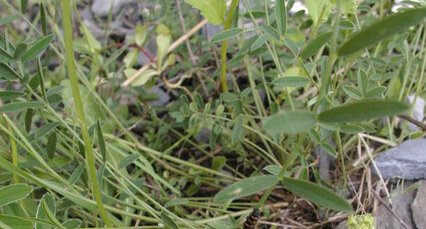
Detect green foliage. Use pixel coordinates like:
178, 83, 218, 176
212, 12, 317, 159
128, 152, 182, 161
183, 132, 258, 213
21, 34, 54, 62
0, 0, 424, 227
211, 28, 245, 43
263, 111, 316, 135
185, 0, 226, 25
274, 0, 287, 38
281, 177, 353, 212
338, 8, 426, 56
300, 32, 333, 59
318, 100, 409, 123
0, 184, 32, 207
347, 214, 375, 229
214, 175, 279, 202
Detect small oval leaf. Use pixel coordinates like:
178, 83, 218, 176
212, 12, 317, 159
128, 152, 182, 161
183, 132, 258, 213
342, 85, 363, 100
214, 175, 279, 202
21, 34, 55, 62
263, 111, 316, 135
300, 32, 333, 59
0, 48, 13, 62
0, 62, 22, 80
260, 24, 280, 42
318, 100, 409, 123
272, 76, 309, 88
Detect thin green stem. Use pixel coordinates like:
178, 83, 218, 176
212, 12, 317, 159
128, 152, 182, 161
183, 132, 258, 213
60, 0, 111, 226
220, 0, 240, 92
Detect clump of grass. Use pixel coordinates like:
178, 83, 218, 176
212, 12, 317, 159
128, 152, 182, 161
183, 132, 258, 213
0, 0, 425, 228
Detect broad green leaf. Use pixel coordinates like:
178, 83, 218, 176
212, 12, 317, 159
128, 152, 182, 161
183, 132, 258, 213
260, 24, 280, 42
305, 0, 332, 25
318, 100, 409, 123
214, 175, 279, 202
275, 0, 287, 38
21, 34, 55, 62
0, 47, 13, 62
338, 8, 426, 56
211, 28, 245, 43
0, 91, 24, 100
282, 176, 353, 212
342, 85, 363, 100
0, 62, 22, 80
185, 0, 226, 25
272, 76, 309, 88
0, 101, 44, 113
0, 184, 33, 207
263, 111, 316, 135
300, 32, 333, 59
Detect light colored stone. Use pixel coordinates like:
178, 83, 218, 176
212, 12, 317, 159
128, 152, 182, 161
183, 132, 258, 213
374, 138, 426, 180
411, 180, 426, 229
406, 95, 425, 131
91, 0, 132, 17
148, 86, 170, 106
375, 188, 416, 229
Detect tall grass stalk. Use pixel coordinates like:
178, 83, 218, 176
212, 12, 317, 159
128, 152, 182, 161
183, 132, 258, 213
60, 0, 111, 226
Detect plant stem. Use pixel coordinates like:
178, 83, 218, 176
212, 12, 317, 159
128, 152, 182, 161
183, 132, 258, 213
220, 0, 239, 92
60, 0, 111, 226
3, 115, 19, 184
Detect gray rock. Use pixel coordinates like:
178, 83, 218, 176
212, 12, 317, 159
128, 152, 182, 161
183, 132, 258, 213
148, 86, 170, 106
406, 95, 425, 131
411, 180, 426, 229
375, 187, 416, 229
374, 138, 426, 180
335, 220, 348, 229
92, 0, 132, 17
203, 24, 222, 39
